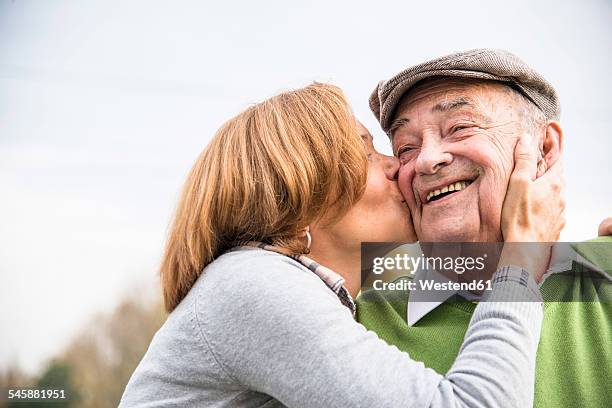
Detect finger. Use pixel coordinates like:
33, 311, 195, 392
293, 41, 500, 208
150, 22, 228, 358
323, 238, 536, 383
598, 217, 612, 236
512, 133, 537, 181
544, 155, 564, 177
536, 157, 565, 194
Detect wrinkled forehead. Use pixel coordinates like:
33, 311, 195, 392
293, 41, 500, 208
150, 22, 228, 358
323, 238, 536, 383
394, 77, 513, 119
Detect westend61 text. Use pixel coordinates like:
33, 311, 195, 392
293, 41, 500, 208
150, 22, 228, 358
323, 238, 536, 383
372, 279, 493, 292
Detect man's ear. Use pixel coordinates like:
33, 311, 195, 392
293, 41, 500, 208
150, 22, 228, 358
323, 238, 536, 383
536, 121, 563, 177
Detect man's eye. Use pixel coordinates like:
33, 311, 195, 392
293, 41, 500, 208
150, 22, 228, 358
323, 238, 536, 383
451, 124, 472, 133
397, 146, 415, 156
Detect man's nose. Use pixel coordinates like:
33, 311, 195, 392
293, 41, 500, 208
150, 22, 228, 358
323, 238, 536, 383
415, 139, 453, 175
382, 154, 401, 181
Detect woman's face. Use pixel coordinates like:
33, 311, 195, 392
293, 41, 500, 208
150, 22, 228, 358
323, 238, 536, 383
317, 121, 416, 248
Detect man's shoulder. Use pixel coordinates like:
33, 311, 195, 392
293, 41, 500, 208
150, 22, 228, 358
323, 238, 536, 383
541, 237, 612, 302
572, 236, 612, 272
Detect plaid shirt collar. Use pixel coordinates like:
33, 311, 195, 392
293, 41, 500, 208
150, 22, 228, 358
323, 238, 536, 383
241, 242, 356, 316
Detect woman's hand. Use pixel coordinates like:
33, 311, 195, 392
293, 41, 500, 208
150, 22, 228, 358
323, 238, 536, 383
501, 133, 566, 242
599, 217, 612, 236
499, 133, 566, 282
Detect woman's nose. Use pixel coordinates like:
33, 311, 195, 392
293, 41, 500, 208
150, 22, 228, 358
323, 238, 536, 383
382, 154, 401, 181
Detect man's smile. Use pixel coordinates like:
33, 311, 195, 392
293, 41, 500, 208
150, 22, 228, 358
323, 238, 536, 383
417, 173, 479, 206
425, 179, 473, 203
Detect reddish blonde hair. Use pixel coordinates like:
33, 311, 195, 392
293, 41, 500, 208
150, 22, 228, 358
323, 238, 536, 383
160, 83, 368, 311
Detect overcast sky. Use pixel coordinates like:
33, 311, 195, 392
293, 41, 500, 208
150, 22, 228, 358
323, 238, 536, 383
1, 0, 611, 373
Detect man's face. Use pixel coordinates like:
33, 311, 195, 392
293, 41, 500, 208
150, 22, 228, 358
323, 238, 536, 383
392, 78, 527, 242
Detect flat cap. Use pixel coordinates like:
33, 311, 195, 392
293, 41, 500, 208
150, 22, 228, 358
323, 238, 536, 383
370, 48, 560, 134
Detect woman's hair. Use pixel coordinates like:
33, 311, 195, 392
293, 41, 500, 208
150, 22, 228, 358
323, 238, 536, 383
161, 82, 368, 311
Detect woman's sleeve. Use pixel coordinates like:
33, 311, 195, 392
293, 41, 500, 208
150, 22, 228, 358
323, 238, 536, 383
194, 254, 542, 408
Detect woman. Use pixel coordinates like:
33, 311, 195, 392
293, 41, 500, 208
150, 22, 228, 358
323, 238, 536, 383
120, 83, 564, 407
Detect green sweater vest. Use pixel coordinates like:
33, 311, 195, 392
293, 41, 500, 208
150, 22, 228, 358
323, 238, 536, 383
356, 238, 612, 408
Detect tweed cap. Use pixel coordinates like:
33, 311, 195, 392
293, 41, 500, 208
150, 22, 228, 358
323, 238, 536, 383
370, 49, 560, 134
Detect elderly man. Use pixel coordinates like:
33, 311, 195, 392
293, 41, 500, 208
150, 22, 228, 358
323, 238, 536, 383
357, 49, 611, 408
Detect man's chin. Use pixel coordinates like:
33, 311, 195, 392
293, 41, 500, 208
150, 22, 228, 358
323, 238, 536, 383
417, 220, 476, 242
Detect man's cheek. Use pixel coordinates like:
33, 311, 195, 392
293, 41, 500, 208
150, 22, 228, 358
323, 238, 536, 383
397, 165, 416, 205
477, 176, 506, 229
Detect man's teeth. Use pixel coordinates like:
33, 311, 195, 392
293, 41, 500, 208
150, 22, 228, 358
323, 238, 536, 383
427, 181, 471, 202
